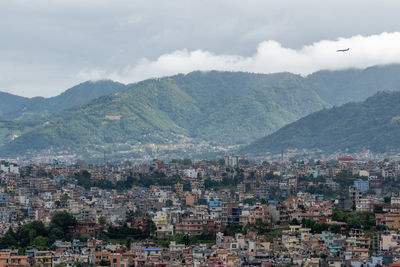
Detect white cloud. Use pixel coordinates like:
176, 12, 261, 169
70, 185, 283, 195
78, 32, 400, 84
3, 0, 400, 97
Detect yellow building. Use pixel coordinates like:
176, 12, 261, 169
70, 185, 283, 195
174, 182, 183, 194
35, 251, 53, 267
152, 213, 173, 238
6, 184, 14, 192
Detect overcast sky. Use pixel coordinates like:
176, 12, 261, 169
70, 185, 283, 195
2, 0, 400, 97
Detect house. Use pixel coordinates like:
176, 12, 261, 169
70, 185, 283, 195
353, 179, 369, 193
338, 156, 357, 165
153, 212, 174, 238
71, 221, 100, 238
34, 251, 53, 267
0, 251, 29, 267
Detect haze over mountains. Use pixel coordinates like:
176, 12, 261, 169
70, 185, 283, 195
1, 65, 400, 158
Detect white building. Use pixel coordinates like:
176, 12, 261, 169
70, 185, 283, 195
0, 162, 19, 174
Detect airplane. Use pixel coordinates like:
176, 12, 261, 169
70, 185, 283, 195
337, 48, 350, 52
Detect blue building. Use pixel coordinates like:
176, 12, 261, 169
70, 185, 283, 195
322, 231, 343, 254
209, 200, 223, 210
309, 169, 318, 178
354, 179, 369, 193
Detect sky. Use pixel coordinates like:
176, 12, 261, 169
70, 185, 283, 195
2, 0, 400, 97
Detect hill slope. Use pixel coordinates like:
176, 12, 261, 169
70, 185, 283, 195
0, 71, 328, 156
243, 91, 400, 154
0, 92, 29, 120
306, 64, 400, 106
0, 80, 126, 120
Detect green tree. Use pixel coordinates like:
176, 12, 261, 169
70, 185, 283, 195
31, 236, 48, 249
0, 229, 17, 249
165, 199, 173, 207
50, 212, 77, 241
217, 158, 225, 166
98, 216, 107, 227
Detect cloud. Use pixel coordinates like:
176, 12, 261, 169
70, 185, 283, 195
78, 32, 400, 84
3, 1, 400, 97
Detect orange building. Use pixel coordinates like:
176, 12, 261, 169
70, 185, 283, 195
185, 193, 196, 206
71, 221, 101, 238
94, 252, 136, 267
376, 213, 400, 230
0, 252, 29, 267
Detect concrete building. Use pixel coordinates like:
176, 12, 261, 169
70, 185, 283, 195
354, 179, 369, 193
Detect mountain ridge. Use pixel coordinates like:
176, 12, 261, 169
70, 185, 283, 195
0, 80, 126, 120
2, 65, 400, 158
0, 71, 329, 156
242, 90, 400, 154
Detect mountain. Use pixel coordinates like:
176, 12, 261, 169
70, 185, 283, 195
243, 91, 400, 154
0, 120, 41, 147
3, 65, 400, 158
0, 92, 29, 120
0, 71, 329, 156
0, 80, 126, 120
306, 64, 400, 106
3, 64, 398, 120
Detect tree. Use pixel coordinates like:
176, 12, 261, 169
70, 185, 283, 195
54, 200, 61, 208
0, 229, 17, 249
239, 159, 249, 166
146, 219, 157, 235
173, 234, 193, 245
245, 183, 251, 193
124, 160, 132, 167
243, 198, 257, 205
99, 259, 110, 266
126, 210, 137, 223
197, 198, 208, 205
183, 183, 191, 192
31, 236, 48, 249
217, 158, 225, 166
224, 224, 244, 236
50, 212, 77, 241
330, 224, 341, 234
291, 218, 300, 225
262, 160, 270, 167
98, 216, 107, 227
49, 227, 64, 244
51, 212, 77, 232
181, 159, 192, 166
265, 172, 276, 180
165, 199, 173, 207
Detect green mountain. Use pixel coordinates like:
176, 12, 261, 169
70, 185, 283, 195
0, 80, 126, 120
3, 65, 400, 158
0, 120, 42, 146
243, 91, 400, 154
306, 64, 400, 106
0, 92, 29, 120
0, 71, 328, 156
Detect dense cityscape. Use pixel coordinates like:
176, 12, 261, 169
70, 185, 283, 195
0, 154, 399, 266
3, 1, 400, 266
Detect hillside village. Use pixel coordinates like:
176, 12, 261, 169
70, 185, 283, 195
0, 155, 400, 266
